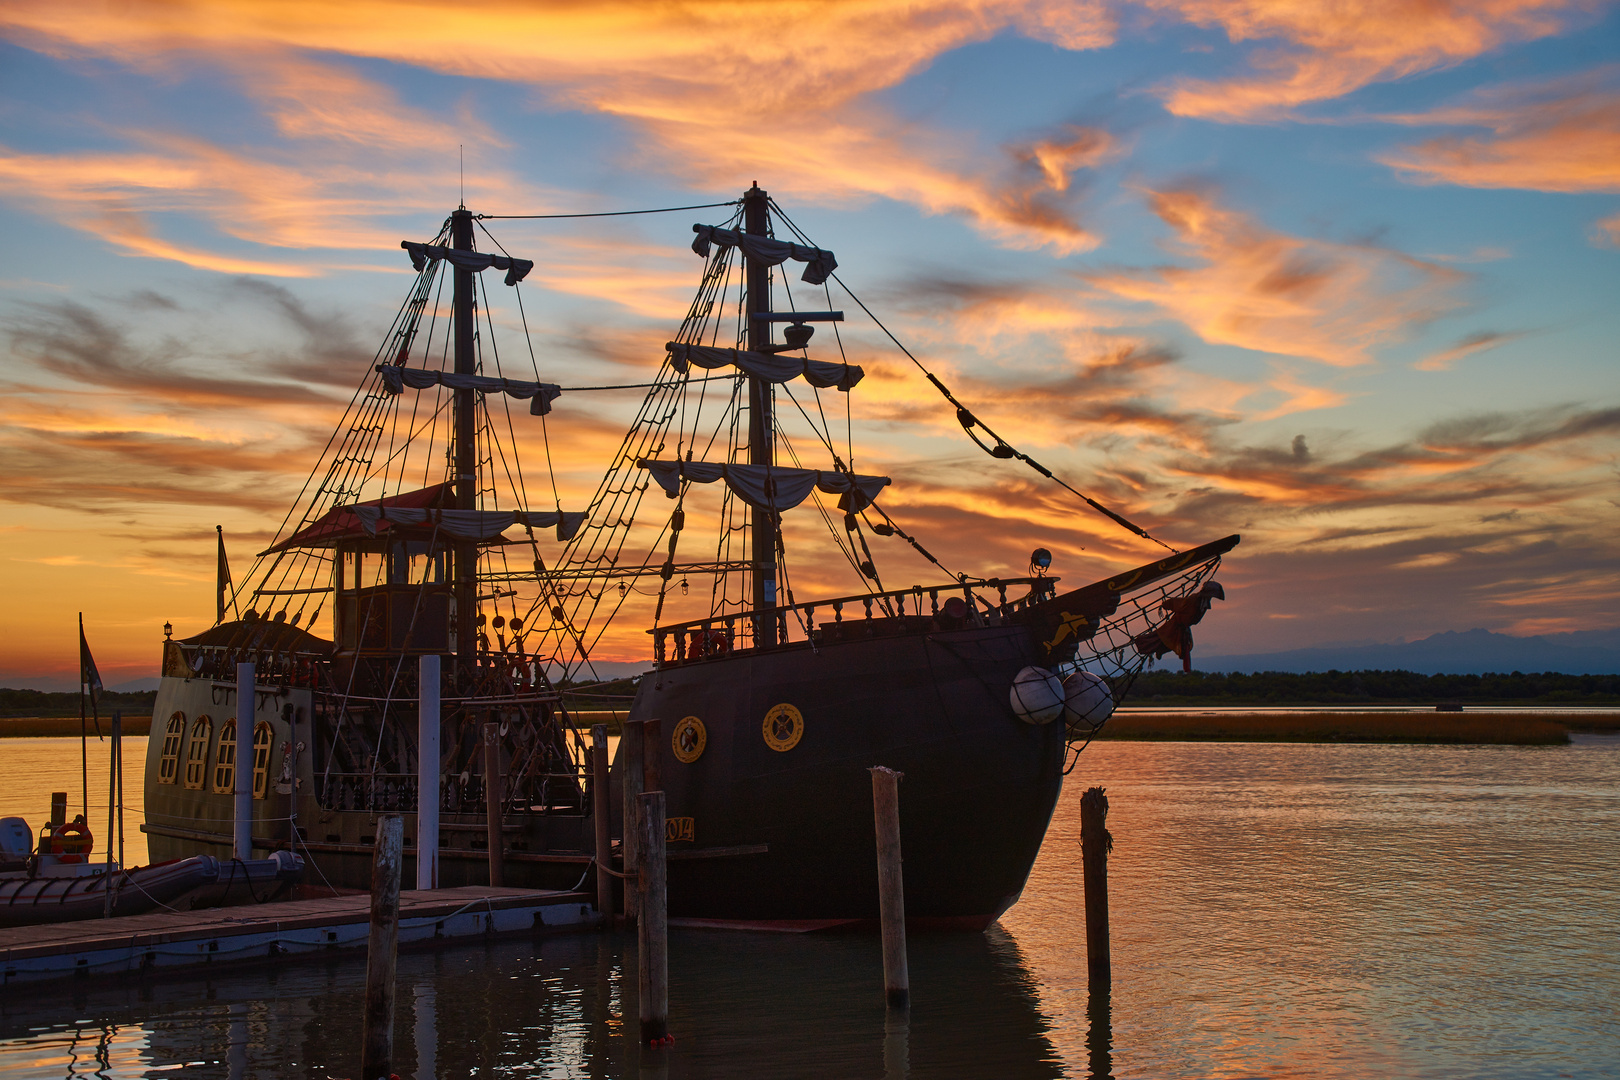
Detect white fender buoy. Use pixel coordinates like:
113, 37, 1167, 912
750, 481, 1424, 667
1062, 670, 1115, 730
1010, 666, 1065, 725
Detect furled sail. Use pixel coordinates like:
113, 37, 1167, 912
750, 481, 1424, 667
401, 241, 533, 286
666, 343, 864, 390
350, 505, 586, 543
638, 460, 889, 512
690, 225, 837, 285
377, 365, 563, 416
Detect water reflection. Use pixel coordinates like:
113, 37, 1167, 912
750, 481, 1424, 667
0, 926, 1063, 1079
1086, 987, 1113, 1080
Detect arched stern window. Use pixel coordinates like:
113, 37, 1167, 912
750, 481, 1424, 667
251, 722, 274, 800
157, 713, 184, 785
213, 722, 237, 794
183, 716, 212, 790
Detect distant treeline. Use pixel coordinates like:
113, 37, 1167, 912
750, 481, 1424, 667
1126, 669, 1620, 705
0, 688, 160, 718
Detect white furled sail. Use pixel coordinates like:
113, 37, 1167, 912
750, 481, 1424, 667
637, 460, 890, 512
666, 342, 864, 390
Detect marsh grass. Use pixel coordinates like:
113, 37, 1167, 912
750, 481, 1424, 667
1097, 711, 1587, 744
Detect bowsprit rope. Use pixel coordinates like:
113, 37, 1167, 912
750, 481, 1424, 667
766, 198, 1174, 553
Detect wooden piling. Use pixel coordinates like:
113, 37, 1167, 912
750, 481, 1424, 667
483, 722, 503, 888
360, 814, 404, 1080
642, 718, 661, 795
637, 788, 668, 1044
1080, 786, 1111, 986
621, 720, 645, 921
416, 654, 440, 891
870, 766, 909, 1010
104, 712, 120, 920
591, 725, 613, 920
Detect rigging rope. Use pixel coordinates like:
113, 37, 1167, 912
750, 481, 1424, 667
766, 198, 1174, 553
476, 201, 741, 221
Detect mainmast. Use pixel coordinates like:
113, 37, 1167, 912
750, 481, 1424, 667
744, 184, 776, 644
451, 206, 477, 678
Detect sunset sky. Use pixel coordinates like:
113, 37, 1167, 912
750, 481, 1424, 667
2, 1, 1617, 689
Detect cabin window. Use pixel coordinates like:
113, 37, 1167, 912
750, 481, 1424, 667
251, 722, 274, 800
183, 716, 212, 790
157, 713, 184, 784
213, 722, 237, 794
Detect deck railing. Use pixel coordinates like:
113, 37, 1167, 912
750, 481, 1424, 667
650, 576, 1058, 667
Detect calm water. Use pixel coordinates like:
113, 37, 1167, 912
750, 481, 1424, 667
0, 737, 1616, 1078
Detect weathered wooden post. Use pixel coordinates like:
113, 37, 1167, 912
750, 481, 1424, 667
234, 662, 255, 860
361, 814, 404, 1080
638, 788, 669, 1045
642, 717, 661, 796
870, 766, 909, 1009
483, 721, 503, 887
416, 654, 440, 890
1080, 786, 1112, 986
591, 724, 613, 919
621, 719, 645, 921
104, 711, 120, 919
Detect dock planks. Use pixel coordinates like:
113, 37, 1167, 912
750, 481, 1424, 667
0, 886, 596, 988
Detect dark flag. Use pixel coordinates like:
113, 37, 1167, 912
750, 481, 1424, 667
79, 613, 103, 714
217, 524, 233, 623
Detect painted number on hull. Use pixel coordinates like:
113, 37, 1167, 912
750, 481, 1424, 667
762, 703, 804, 752
667, 817, 695, 843
672, 716, 706, 763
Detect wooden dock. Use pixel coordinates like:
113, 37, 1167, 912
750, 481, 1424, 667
0, 886, 596, 988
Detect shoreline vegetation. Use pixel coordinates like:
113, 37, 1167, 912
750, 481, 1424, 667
2, 709, 1615, 744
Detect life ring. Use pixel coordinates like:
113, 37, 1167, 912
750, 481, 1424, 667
49, 816, 93, 863
686, 629, 732, 660
509, 657, 531, 688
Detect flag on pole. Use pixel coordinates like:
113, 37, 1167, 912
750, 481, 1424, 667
79, 613, 102, 712
217, 524, 233, 623
79, 612, 102, 743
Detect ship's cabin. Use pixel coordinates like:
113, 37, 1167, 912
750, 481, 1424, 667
332, 538, 453, 654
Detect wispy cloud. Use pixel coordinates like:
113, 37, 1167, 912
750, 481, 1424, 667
1144, 0, 1591, 121
1378, 66, 1620, 195
1414, 329, 1525, 371
1083, 185, 1466, 365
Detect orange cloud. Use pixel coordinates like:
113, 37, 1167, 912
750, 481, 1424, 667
1084, 186, 1465, 365
1414, 330, 1524, 371
1379, 69, 1620, 194
1145, 0, 1590, 120
1596, 209, 1620, 246
0, 1, 1120, 260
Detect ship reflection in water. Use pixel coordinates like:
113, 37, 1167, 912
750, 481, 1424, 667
0, 928, 1066, 1079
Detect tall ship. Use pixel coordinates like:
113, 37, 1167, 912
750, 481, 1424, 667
143, 186, 1236, 928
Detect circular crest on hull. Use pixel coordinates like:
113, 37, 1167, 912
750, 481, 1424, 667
1009, 666, 1064, 725
763, 703, 804, 751
672, 715, 707, 762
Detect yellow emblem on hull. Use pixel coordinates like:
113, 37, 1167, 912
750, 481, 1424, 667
672, 715, 706, 763
762, 703, 804, 752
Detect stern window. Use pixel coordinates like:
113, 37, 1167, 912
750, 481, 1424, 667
213, 722, 237, 794
157, 713, 184, 784
251, 722, 274, 800
183, 716, 211, 790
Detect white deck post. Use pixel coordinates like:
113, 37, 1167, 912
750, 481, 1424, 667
234, 662, 254, 861
416, 654, 441, 890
